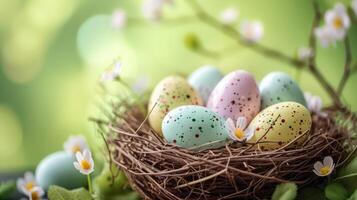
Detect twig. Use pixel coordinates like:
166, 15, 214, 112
337, 37, 352, 96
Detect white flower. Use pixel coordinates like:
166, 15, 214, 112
73, 149, 95, 175
313, 156, 335, 177
63, 135, 89, 154
352, 0, 357, 16
17, 172, 37, 195
314, 26, 337, 47
324, 3, 350, 40
142, 0, 172, 21
101, 62, 122, 82
297, 47, 313, 62
226, 117, 254, 142
219, 7, 239, 25
111, 9, 127, 29
131, 75, 150, 94
26, 187, 45, 200
240, 20, 264, 43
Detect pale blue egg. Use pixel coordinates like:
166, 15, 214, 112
35, 151, 87, 190
188, 65, 224, 104
259, 72, 307, 109
162, 105, 229, 150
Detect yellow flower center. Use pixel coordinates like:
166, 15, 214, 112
71, 145, 81, 153
333, 17, 343, 29
80, 160, 91, 170
319, 166, 331, 176
25, 182, 35, 190
234, 128, 245, 139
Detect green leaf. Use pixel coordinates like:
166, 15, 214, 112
325, 183, 349, 200
348, 190, 357, 200
297, 187, 324, 200
48, 185, 93, 200
0, 180, 16, 199
272, 182, 298, 200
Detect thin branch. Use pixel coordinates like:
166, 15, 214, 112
337, 37, 353, 96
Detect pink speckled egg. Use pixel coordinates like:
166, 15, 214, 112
207, 70, 260, 123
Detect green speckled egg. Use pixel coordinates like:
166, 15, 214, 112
260, 72, 307, 109
148, 76, 203, 136
162, 105, 229, 150
35, 151, 87, 190
248, 102, 312, 150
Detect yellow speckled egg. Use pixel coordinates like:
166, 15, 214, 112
148, 75, 203, 135
247, 101, 312, 150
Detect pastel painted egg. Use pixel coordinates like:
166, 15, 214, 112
36, 151, 87, 190
188, 65, 224, 104
259, 71, 307, 109
207, 70, 260, 123
162, 105, 229, 150
148, 75, 203, 136
247, 102, 312, 150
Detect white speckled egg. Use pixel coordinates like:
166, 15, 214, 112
207, 70, 260, 123
162, 105, 229, 150
260, 71, 307, 109
36, 151, 87, 190
247, 102, 312, 150
148, 75, 203, 136
188, 65, 224, 104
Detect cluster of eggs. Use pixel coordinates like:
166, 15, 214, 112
148, 65, 312, 151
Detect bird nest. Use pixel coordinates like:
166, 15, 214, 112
103, 102, 356, 200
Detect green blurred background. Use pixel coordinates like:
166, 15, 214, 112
0, 0, 356, 171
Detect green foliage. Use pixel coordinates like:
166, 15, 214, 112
325, 183, 349, 200
297, 187, 324, 200
0, 180, 16, 200
337, 155, 357, 193
48, 185, 93, 200
271, 182, 297, 200
348, 190, 357, 200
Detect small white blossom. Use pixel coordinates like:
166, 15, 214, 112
101, 62, 122, 82
219, 7, 239, 25
17, 172, 37, 195
313, 156, 335, 177
73, 149, 95, 175
297, 47, 313, 62
240, 20, 264, 43
353, 0, 357, 16
142, 0, 172, 21
314, 26, 337, 47
324, 3, 350, 40
26, 187, 45, 200
226, 117, 255, 142
111, 9, 127, 29
132, 75, 150, 94
63, 135, 89, 154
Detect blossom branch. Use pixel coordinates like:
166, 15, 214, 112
337, 36, 353, 96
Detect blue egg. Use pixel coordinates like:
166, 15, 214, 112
259, 72, 307, 109
188, 65, 224, 104
162, 105, 229, 151
35, 151, 87, 190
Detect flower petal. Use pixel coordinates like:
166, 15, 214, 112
323, 156, 334, 168
236, 117, 247, 129
83, 149, 92, 161
24, 172, 34, 182
75, 151, 83, 162
313, 161, 323, 171
225, 118, 236, 132
73, 162, 81, 171
313, 169, 321, 176
244, 126, 255, 141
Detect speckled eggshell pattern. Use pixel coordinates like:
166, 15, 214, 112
207, 70, 260, 123
148, 75, 203, 136
259, 71, 307, 109
188, 65, 224, 104
162, 105, 229, 151
247, 102, 312, 150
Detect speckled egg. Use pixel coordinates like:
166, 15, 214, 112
188, 65, 224, 104
207, 70, 260, 123
36, 151, 87, 190
162, 105, 229, 150
148, 75, 203, 136
259, 71, 307, 109
247, 101, 312, 150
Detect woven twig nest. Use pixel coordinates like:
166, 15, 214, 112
105, 102, 356, 200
